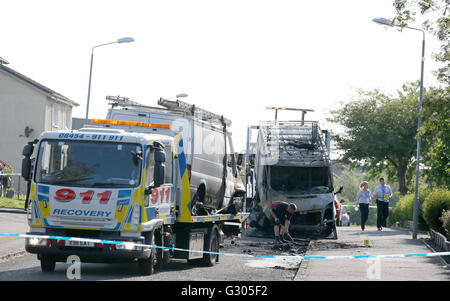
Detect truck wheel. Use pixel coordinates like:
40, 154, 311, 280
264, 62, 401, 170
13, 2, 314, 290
40, 255, 56, 272
202, 226, 219, 267
162, 249, 170, 266
138, 231, 157, 275
154, 229, 164, 268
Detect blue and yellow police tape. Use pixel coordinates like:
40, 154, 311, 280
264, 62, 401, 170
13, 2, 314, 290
1, 233, 449, 261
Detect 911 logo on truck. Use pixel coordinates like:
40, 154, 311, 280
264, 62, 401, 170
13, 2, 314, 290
54, 189, 112, 204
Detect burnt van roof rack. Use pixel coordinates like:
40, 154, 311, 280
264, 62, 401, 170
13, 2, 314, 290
158, 97, 232, 127
266, 106, 314, 124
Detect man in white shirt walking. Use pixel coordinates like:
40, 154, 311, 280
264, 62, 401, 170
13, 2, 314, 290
373, 177, 392, 231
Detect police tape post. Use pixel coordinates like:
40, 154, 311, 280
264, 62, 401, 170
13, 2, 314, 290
1, 233, 450, 262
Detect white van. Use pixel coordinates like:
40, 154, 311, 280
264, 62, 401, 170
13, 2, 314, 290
105, 97, 245, 215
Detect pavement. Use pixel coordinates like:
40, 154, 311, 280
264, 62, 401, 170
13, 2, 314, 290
295, 226, 450, 281
0, 210, 28, 260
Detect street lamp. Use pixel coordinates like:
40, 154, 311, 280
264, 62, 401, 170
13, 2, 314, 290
175, 93, 189, 99
372, 17, 425, 240
85, 37, 135, 122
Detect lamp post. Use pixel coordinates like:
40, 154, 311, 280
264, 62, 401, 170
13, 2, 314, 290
85, 37, 135, 122
175, 93, 189, 99
372, 17, 425, 239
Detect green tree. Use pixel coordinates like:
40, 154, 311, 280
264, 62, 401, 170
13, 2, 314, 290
420, 86, 450, 188
393, 0, 449, 84
328, 83, 420, 195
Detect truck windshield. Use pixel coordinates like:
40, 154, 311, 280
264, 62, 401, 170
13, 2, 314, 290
35, 140, 142, 188
270, 166, 332, 194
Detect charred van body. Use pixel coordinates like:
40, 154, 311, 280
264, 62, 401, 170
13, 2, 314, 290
245, 108, 337, 236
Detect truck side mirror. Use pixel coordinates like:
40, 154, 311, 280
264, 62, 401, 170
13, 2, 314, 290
22, 144, 34, 157
154, 147, 166, 188
21, 143, 34, 180
334, 186, 343, 195
21, 157, 32, 180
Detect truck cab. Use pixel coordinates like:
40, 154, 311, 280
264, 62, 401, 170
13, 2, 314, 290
21, 120, 248, 274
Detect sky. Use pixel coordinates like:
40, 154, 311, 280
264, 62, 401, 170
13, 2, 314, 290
1, 0, 442, 152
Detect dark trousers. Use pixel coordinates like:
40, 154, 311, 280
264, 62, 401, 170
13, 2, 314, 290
359, 203, 369, 230
376, 200, 389, 228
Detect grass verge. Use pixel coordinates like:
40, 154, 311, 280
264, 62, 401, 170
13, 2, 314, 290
0, 196, 26, 209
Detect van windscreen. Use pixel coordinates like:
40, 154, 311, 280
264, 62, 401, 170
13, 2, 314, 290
270, 166, 331, 193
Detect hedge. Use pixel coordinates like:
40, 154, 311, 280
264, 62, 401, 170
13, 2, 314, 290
422, 189, 450, 235
389, 189, 429, 229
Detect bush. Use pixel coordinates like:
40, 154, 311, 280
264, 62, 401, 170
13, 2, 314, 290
440, 210, 450, 240
347, 206, 378, 227
5, 189, 14, 198
390, 189, 429, 229
422, 189, 450, 235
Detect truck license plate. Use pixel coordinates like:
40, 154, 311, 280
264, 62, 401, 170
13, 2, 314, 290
65, 240, 95, 248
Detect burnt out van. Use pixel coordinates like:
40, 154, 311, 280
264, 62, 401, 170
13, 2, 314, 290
245, 107, 339, 238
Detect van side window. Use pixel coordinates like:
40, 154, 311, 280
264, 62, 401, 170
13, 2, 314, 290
226, 134, 238, 176
214, 130, 225, 165
145, 147, 154, 187
164, 145, 173, 183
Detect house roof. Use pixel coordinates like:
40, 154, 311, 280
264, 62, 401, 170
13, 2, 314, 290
0, 63, 79, 107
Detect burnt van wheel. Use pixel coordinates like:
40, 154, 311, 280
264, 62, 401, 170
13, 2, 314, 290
191, 189, 207, 216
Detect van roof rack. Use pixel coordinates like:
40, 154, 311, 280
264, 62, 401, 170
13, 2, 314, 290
158, 98, 231, 127
266, 106, 314, 124
106, 95, 148, 108
106, 95, 231, 127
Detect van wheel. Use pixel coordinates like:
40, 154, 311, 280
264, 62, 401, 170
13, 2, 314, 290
202, 226, 219, 266
40, 255, 56, 272
191, 188, 206, 216
138, 231, 157, 275
333, 223, 338, 240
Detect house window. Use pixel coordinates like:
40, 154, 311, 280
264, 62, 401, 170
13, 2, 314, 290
52, 103, 59, 129
65, 109, 72, 129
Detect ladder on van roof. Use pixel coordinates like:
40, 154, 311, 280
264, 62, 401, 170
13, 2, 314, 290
106, 95, 231, 127
158, 98, 232, 127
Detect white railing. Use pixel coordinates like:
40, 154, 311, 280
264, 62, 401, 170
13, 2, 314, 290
430, 229, 450, 252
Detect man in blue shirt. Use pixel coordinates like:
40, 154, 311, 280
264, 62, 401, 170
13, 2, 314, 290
373, 177, 392, 231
